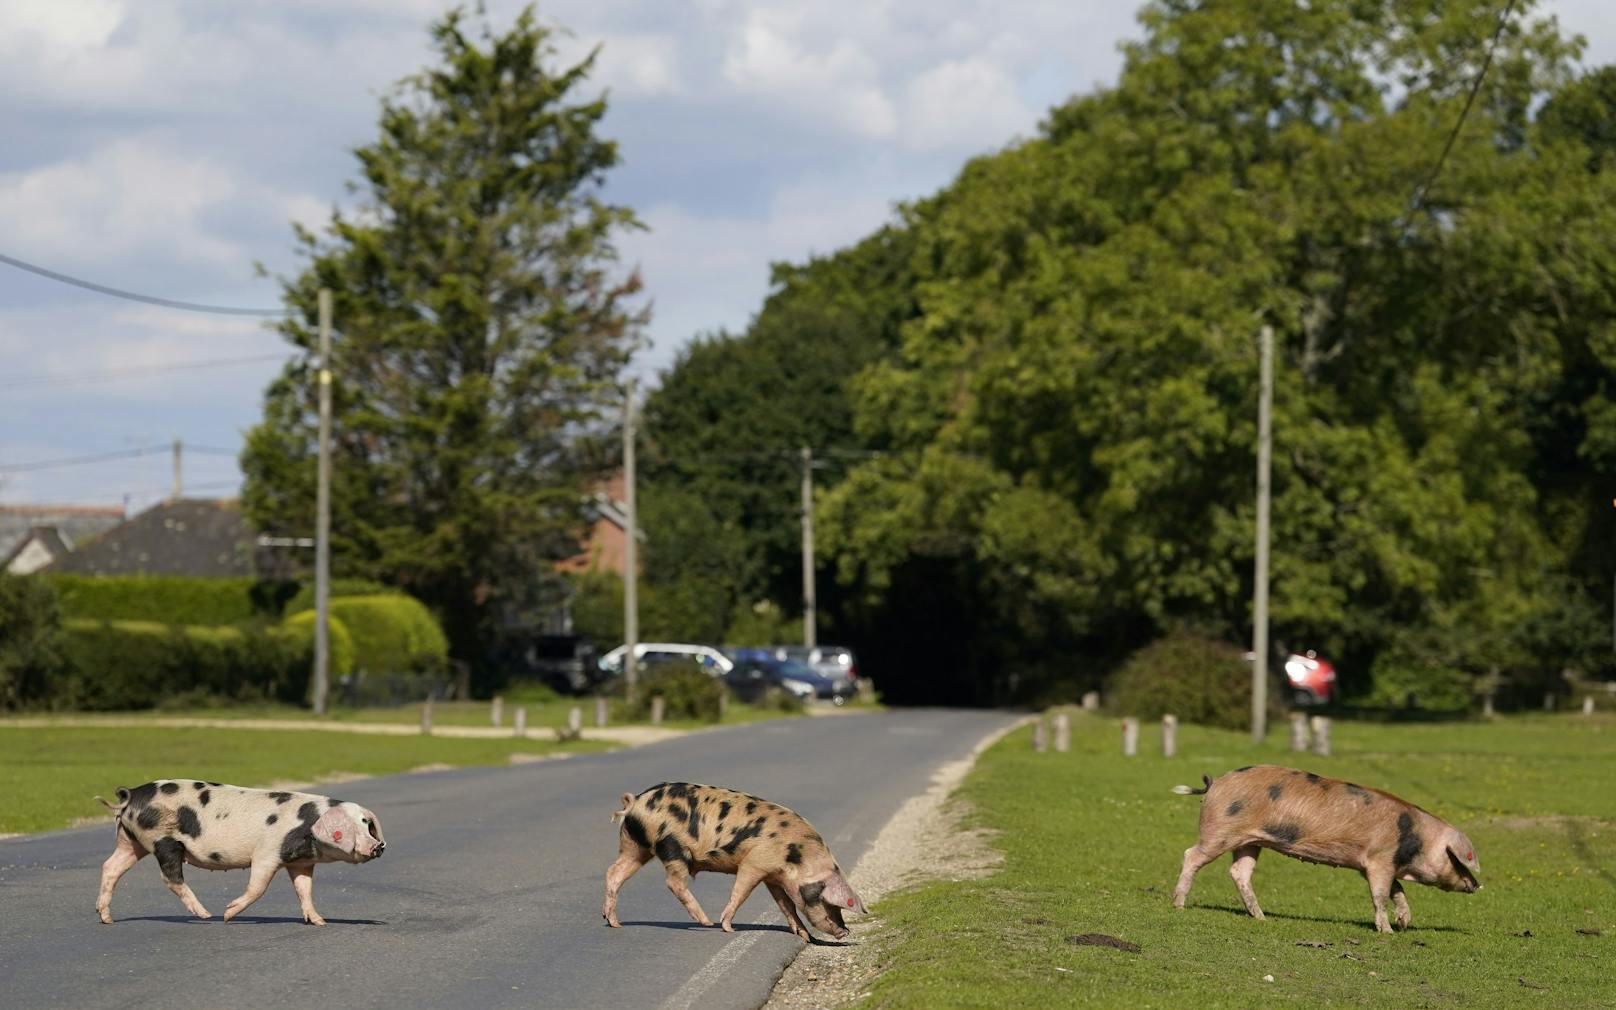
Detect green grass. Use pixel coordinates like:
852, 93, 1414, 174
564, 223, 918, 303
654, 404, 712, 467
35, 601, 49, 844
0, 726, 611, 835
859, 712, 1616, 1010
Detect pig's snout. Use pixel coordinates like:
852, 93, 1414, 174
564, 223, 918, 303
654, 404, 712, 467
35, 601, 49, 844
369, 841, 386, 859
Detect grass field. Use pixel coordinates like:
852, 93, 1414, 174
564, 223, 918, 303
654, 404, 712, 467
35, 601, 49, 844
0, 726, 612, 836
858, 712, 1616, 1009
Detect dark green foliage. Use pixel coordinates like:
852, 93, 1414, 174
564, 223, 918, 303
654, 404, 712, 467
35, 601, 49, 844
327, 594, 449, 674
242, 6, 644, 696
282, 578, 392, 615
46, 575, 264, 625
1107, 634, 1281, 732
0, 574, 66, 709
618, 661, 726, 722
53, 618, 345, 710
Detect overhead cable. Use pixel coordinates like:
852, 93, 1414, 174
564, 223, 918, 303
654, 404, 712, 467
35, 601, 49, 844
0, 250, 285, 317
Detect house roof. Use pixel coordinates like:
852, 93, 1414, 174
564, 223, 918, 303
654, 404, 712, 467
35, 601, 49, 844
2, 526, 72, 574
45, 498, 257, 577
0, 503, 124, 560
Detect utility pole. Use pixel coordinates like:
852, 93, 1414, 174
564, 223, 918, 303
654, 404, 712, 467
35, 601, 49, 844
171, 438, 182, 500
313, 288, 333, 716
801, 446, 817, 648
1252, 324, 1274, 742
622, 379, 639, 705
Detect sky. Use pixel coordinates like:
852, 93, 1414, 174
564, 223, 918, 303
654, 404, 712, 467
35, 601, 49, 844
1, 1, 1613, 511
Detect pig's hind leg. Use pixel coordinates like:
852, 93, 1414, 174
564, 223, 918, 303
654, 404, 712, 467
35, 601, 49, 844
222, 860, 278, 922
1172, 840, 1229, 909
96, 826, 146, 924
153, 839, 212, 920
602, 837, 652, 928
1228, 845, 1264, 919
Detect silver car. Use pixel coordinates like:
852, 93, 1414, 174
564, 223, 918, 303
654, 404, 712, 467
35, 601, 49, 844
770, 645, 859, 702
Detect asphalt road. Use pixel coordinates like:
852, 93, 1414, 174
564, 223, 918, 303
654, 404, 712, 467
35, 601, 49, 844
0, 707, 1014, 1010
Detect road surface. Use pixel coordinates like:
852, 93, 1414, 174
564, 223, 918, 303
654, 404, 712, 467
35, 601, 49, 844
0, 707, 1014, 1009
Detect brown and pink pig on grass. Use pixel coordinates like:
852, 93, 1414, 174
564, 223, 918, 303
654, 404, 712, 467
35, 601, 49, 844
1171, 765, 1481, 933
602, 782, 866, 940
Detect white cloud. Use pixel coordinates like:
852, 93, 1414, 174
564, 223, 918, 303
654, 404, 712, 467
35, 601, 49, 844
902, 57, 1034, 152
721, 7, 896, 138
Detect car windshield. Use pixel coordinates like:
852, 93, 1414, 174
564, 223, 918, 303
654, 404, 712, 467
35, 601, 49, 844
773, 659, 820, 680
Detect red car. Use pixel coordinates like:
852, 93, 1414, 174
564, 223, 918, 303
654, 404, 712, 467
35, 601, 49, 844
1283, 650, 1336, 706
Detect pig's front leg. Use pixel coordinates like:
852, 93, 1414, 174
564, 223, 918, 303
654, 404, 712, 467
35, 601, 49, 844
223, 860, 279, 922
287, 864, 324, 926
765, 881, 810, 941
1365, 865, 1395, 934
1390, 881, 1411, 931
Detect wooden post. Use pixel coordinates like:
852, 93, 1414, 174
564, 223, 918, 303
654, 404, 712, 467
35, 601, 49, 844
513, 706, 527, 738
1290, 711, 1309, 752
491, 696, 503, 728
568, 705, 583, 736
1053, 713, 1071, 753
1309, 715, 1331, 757
1544, 692, 1556, 712
650, 695, 665, 726
595, 696, 608, 728
1584, 695, 1596, 716
420, 697, 434, 736
1482, 694, 1495, 718
1081, 691, 1100, 713
1162, 714, 1178, 757
719, 690, 729, 720
1032, 719, 1048, 752
1122, 717, 1139, 757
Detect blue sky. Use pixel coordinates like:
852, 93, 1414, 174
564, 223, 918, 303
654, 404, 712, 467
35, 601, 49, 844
2, 1, 1611, 510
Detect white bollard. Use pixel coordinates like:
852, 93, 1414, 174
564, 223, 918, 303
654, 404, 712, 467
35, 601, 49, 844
1032, 719, 1048, 752
1122, 717, 1139, 757
513, 706, 527, 738
595, 696, 609, 727
1482, 694, 1495, 718
1584, 695, 1596, 717
420, 697, 434, 736
1544, 692, 1556, 712
1309, 715, 1331, 757
1290, 711, 1310, 752
1162, 714, 1178, 757
1081, 691, 1100, 713
568, 705, 583, 736
1053, 713, 1071, 753
650, 696, 665, 726
491, 695, 504, 728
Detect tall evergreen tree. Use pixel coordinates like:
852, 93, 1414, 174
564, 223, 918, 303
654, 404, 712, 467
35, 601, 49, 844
242, 7, 644, 692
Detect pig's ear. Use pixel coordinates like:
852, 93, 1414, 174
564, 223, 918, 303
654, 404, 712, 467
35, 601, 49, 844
1446, 831, 1480, 877
821, 873, 867, 915
314, 807, 358, 854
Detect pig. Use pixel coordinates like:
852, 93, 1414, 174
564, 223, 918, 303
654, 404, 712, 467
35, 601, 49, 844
601, 782, 867, 940
94, 779, 386, 926
1169, 765, 1481, 933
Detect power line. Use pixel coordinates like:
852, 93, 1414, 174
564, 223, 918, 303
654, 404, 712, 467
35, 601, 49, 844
0, 250, 285, 317
1404, 0, 1519, 221
0, 444, 172, 474
0, 352, 290, 392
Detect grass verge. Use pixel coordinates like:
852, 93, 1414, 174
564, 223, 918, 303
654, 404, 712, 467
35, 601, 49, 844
857, 712, 1616, 1009
0, 726, 610, 836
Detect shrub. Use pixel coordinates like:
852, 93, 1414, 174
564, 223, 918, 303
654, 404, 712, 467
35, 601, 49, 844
283, 578, 395, 615
1360, 658, 1473, 711
619, 661, 727, 723
326, 595, 448, 674
46, 574, 263, 625
0, 573, 66, 709
277, 610, 357, 684
1106, 632, 1283, 731
55, 617, 340, 710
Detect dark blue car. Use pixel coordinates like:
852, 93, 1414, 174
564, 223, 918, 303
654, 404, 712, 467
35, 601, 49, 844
722, 649, 840, 703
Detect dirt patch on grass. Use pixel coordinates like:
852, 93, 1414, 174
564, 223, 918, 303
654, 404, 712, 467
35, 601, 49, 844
762, 717, 1029, 1010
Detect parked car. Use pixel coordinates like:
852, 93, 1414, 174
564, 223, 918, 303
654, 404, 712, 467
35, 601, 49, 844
487, 631, 602, 695
770, 644, 859, 702
597, 642, 734, 678
722, 651, 839, 704
1283, 650, 1337, 705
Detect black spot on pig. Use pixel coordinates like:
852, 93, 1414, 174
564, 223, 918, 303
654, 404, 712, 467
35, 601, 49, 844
721, 816, 767, 855
279, 802, 323, 863
1234, 766, 1254, 773
686, 806, 702, 840
210, 851, 223, 863
206, 781, 220, 787
1345, 784, 1373, 805
266, 814, 278, 826
655, 834, 689, 868
154, 839, 186, 883
198, 790, 211, 807
717, 801, 731, 822
666, 783, 694, 802
1268, 785, 1282, 801
667, 802, 688, 824
137, 806, 161, 830
745, 802, 757, 815
1305, 773, 1329, 789
269, 792, 292, 804
1264, 822, 1302, 845
799, 881, 825, 905
786, 843, 803, 864
623, 813, 651, 850
327, 799, 343, 809
769, 831, 778, 838
1226, 801, 1244, 816
177, 806, 202, 839
1394, 812, 1423, 867
159, 782, 180, 795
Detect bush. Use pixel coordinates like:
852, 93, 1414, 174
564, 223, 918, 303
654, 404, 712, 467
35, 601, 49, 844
326, 595, 448, 674
283, 578, 395, 616
278, 610, 357, 684
619, 661, 727, 723
55, 617, 341, 710
1360, 658, 1474, 711
0, 574, 66, 709
46, 574, 264, 625
1106, 632, 1283, 731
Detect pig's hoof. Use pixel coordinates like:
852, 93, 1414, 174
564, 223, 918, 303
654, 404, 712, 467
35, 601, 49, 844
303, 915, 327, 927
97, 910, 113, 925
720, 920, 735, 933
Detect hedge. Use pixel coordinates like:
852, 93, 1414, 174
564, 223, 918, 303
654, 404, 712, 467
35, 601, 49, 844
284, 578, 395, 616
327, 595, 448, 674
47, 574, 263, 625
54, 615, 353, 710
1106, 632, 1286, 731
